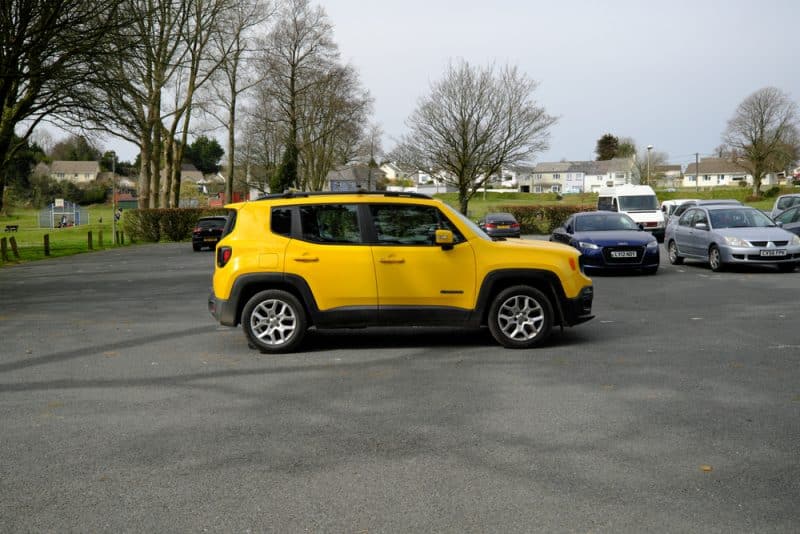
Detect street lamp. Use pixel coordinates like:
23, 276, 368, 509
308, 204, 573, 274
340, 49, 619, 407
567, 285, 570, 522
646, 145, 653, 186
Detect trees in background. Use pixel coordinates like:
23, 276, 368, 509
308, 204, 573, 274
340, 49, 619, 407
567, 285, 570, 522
393, 60, 557, 214
723, 86, 800, 194
185, 136, 225, 174
0, 0, 130, 213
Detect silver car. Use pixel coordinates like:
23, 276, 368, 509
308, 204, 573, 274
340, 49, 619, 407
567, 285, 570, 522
770, 193, 800, 219
665, 205, 800, 272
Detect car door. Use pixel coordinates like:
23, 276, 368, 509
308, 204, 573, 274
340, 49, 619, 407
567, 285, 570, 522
688, 208, 711, 257
673, 209, 697, 256
283, 203, 378, 311
368, 203, 476, 318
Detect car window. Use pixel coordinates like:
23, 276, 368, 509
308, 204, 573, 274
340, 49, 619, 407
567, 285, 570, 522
710, 208, 774, 228
299, 204, 362, 244
271, 207, 292, 237
678, 209, 696, 227
198, 218, 225, 229
369, 204, 464, 245
774, 207, 796, 224
776, 196, 800, 211
673, 203, 691, 218
597, 196, 613, 211
692, 210, 708, 226
576, 213, 638, 231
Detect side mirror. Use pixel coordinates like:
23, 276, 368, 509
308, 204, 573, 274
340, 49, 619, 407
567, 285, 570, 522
694, 222, 709, 231
637, 223, 645, 230
775, 221, 784, 228
435, 229, 455, 250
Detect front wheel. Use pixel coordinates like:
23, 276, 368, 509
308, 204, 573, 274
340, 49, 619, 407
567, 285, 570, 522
668, 241, 683, 265
709, 245, 724, 272
242, 290, 307, 353
487, 286, 553, 349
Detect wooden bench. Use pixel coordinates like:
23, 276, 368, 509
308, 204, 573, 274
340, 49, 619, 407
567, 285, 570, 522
4, 225, 18, 232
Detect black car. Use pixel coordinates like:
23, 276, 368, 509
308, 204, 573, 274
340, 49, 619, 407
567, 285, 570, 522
192, 216, 228, 251
477, 212, 521, 238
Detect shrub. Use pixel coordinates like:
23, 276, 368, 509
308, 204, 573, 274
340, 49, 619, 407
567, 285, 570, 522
496, 204, 595, 233
122, 208, 228, 242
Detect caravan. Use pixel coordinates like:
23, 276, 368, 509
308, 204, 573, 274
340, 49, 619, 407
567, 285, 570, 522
597, 184, 665, 242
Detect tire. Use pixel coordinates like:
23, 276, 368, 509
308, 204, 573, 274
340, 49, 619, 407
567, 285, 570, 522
777, 262, 797, 273
709, 245, 724, 272
487, 285, 553, 349
667, 240, 683, 265
242, 290, 307, 354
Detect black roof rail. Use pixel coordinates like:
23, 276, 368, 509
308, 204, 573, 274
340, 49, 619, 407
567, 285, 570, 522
255, 190, 433, 201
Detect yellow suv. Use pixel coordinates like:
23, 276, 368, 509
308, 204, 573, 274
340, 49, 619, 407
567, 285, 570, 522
208, 192, 594, 353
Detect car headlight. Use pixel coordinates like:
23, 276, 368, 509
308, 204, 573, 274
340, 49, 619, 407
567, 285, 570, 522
646, 240, 659, 249
723, 236, 750, 247
791, 235, 800, 246
578, 241, 599, 250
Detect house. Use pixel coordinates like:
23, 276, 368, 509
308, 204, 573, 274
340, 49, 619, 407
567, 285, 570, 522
519, 158, 636, 193
50, 161, 101, 184
379, 162, 410, 181
652, 165, 683, 189
325, 165, 386, 191
682, 158, 752, 188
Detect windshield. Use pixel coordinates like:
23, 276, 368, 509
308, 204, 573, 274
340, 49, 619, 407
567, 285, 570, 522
618, 195, 658, 211
575, 213, 639, 232
442, 203, 492, 241
709, 208, 775, 229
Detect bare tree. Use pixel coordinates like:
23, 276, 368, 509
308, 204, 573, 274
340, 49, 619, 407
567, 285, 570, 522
297, 63, 372, 191
723, 87, 800, 195
201, 0, 273, 202
634, 146, 668, 186
0, 0, 130, 213
263, 0, 339, 192
393, 60, 557, 214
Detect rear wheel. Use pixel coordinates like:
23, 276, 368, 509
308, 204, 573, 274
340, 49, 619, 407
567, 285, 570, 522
487, 285, 553, 349
667, 241, 683, 265
242, 290, 307, 353
709, 245, 724, 272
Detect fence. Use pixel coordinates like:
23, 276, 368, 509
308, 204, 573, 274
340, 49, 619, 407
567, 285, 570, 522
1, 230, 126, 264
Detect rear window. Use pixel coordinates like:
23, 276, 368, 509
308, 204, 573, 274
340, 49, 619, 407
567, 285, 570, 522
777, 196, 800, 210
198, 218, 226, 229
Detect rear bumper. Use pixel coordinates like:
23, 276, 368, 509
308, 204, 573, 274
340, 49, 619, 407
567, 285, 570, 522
208, 292, 237, 326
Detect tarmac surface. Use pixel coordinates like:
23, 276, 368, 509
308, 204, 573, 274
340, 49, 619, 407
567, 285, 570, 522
1, 242, 798, 532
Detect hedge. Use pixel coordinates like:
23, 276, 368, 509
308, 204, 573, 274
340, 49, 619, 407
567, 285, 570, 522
496, 204, 596, 234
122, 208, 229, 243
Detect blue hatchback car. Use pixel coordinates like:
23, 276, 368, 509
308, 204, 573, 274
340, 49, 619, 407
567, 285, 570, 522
550, 211, 660, 274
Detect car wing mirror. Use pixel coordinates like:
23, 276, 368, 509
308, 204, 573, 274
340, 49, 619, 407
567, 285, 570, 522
435, 229, 455, 250
775, 221, 783, 228
637, 223, 644, 230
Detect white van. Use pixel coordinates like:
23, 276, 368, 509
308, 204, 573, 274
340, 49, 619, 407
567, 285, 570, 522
597, 184, 665, 241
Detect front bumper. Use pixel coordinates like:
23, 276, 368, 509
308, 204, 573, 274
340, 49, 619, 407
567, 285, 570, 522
580, 246, 660, 270
561, 286, 594, 326
718, 245, 800, 265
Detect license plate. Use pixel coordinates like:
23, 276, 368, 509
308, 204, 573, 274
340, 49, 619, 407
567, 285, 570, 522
204, 237, 218, 242
611, 250, 637, 258
498, 225, 509, 229
760, 249, 786, 257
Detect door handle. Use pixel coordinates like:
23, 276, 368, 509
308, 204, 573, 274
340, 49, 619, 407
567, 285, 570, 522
379, 257, 405, 264
293, 255, 319, 263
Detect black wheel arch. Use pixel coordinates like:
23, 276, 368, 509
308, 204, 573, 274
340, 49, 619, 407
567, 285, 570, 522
474, 269, 567, 328
229, 273, 319, 327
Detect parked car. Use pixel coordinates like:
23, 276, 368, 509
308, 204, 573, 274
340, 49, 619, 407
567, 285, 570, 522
773, 205, 800, 236
660, 198, 699, 220
668, 199, 742, 224
477, 212, 521, 238
769, 193, 800, 219
192, 215, 228, 251
208, 192, 594, 353
550, 211, 660, 274
665, 205, 800, 272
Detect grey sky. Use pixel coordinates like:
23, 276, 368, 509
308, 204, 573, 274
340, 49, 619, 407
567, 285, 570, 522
323, 0, 799, 168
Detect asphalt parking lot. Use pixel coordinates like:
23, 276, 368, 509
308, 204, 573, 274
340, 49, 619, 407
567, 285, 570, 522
1, 242, 798, 532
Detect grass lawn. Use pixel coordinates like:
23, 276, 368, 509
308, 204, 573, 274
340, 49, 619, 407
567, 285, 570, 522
0, 205, 130, 265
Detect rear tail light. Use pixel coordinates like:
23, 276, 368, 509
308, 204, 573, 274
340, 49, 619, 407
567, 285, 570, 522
217, 246, 232, 267
511, 223, 520, 229
192, 226, 201, 234
485, 223, 497, 229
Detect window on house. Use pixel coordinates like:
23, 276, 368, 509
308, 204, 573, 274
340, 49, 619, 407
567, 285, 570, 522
553, 174, 560, 180
703, 175, 711, 182
551, 184, 561, 193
